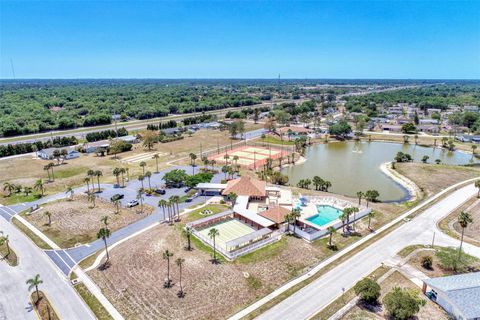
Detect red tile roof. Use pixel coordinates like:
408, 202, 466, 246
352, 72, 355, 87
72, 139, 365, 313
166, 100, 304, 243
259, 205, 290, 224
221, 176, 266, 197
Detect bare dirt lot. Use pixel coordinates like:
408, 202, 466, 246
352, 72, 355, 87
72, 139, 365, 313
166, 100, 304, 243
23, 194, 153, 248
344, 271, 447, 320
395, 162, 480, 196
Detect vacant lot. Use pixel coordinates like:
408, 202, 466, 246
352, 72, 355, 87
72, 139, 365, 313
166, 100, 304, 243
344, 271, 447, 320
23, 195, 153, 248
395, 162, 480, 196
87, 196, 406, 320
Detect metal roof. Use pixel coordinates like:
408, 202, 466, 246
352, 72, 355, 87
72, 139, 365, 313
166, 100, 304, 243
225, 227, 272, 248
424, 272, 480, 318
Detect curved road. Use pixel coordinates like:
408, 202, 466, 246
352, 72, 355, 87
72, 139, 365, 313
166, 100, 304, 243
255, 183, 480, 320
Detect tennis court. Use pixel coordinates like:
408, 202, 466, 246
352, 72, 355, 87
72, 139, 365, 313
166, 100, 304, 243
208, 145, 288, 169
197, 218, 255, 250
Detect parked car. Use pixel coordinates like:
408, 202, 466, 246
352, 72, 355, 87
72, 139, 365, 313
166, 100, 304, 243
184, 187, 191, 193
110, 194, 124, 201
154, 189, 166, 195
126, 200, 139, 207
185, 197, 193, 203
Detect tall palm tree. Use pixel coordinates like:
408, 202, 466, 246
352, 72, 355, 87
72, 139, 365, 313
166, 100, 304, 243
182, 227, 193, 251
176, 257, 185, 297
152, 153, 160, 173
139, 161, 147, 175
113, 168, 121, 187
84, 177, 91, 193
48, 162, 56, 181
24, 187, 33, 196
457, 211, 473, 260
137, 189, 145, 213
34, 179, 45, 196
138, 175, 145, 190
44, 211, 52, 226
171, 195, 181, 221
158, 199, 168, 221
94, 170, 103, 192
101, 216, 109, 226
350, 207, 360, 232
26, 274, 43, 305
208, 228, 220, 263
189, 153, 197, 174
290, 208, 301, 234
97, 226, 111, 265
119, 168, 126, 187
43, 165, 51, 181
339, 212, 348, 235
145, 171, 152, 190
163, 249, 174, 288
327, 226, 336, 248
367, 211, 375, 230
356, 191, 364, 206
65, 186, 74, 200
112, 198, 120, 214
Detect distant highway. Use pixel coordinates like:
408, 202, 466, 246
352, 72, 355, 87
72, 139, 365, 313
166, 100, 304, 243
0, 84, 427, 146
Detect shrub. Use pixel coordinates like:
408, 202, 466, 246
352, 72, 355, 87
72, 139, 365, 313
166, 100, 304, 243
353, 278, 381, 304
421, 256, 433, 270
383, 287, 425, 320
435, 247, 478, 272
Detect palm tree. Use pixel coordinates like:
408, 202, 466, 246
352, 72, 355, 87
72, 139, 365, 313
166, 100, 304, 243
367, 210, 375, 230
97, 226, 111, 265
139, 161, 147, 175
350, 207, 360, 232
0, 232, 10, 256
24, 187, 33, 196
65, 186, 74, 200
43, 165, 51, 181
112, 198, 120, 214
158, 199, 168, 221
227, 192, 238, 208
87, 193, 96, 208
34, 179, 45, 196
339, 212, 348, 235
145, 171, 152, 190
171, 195, 181, 220
48, 162, 56, 181
44, 211, 52, 226
152, 153, 160, 173
119, 168, 126, 187
208, 228, 220, 263
84, 177, 91, 193
138, 175, 145, 190
183, 227, 193, 251
312, 176, 323, 191
176, 257, 185, 297
137, 189, 145, 213
233, 155, 239, 167
113, 167, 121, 187
457, 211, 473, 260
327, 226, 336, 248
189, 153, 197, 174
3, 182, 15, 196
94, 170, 103, 192
125, 167, 130, 181
101, 216, 109, 226
26, 274, 43, 305
290, 208, 301, 234
475, 180, 480, 198
356, 191, 364, 206
163, 249, 174, 288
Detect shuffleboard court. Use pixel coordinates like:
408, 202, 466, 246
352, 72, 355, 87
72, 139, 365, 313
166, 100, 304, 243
208, 145, 289, 169
197, 219, 255, 249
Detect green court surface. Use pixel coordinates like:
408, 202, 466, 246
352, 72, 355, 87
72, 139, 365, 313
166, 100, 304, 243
198, 219, 255, 250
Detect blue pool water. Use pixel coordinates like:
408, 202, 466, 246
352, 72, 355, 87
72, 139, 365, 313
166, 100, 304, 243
306, 205, 343, 227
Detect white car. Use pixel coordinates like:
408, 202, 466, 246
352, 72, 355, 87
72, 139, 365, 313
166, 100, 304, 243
126, 200, 139, 207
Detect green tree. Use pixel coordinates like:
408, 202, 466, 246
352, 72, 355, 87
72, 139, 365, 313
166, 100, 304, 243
3, 182, 15, 196
327, 226, 336, 248
457, 211, 473, 260
383, 287, 425, 320
354, 278, 381, 304
94, 170, 103, 192
145, 171, 152, 190
0, 232, 10, 256
367, 211, 375, 230
182, 226, 193, 251
65, 186, 74, 200
152, 153, 160, 173
44, 211, 52, 226
139, 161, 147, 175
356, 191, 364, 206
401, 123, 416, 134
365, 190, 380, 207
290, 208, 301, 234
34, 179, 45, 196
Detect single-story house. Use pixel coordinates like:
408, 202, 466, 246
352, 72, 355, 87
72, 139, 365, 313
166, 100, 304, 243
379, 124, 402, 132
117, 135, 139, 144
456, 135, 480, 143
423, 272, 480, 320
84, 140, 110, 153
417, 125, 440, 134
37, 147, 80, 160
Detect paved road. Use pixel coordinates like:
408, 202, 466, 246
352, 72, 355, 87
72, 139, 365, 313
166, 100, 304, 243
0, 213, 94, 320
2, 165, 229, 275
256, 183, 480, 320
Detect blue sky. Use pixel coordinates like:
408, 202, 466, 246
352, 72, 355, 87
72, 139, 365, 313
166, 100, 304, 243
1, 1, 479, 79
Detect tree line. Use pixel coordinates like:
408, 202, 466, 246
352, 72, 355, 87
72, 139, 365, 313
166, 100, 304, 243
85, 128, 128, 142
0, 136, 77, 158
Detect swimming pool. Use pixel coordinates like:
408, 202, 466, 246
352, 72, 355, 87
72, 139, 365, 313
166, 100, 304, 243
306, 205, 343, 227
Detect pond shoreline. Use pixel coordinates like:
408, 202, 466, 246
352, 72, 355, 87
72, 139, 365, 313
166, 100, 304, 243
379, 162, 421, 203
